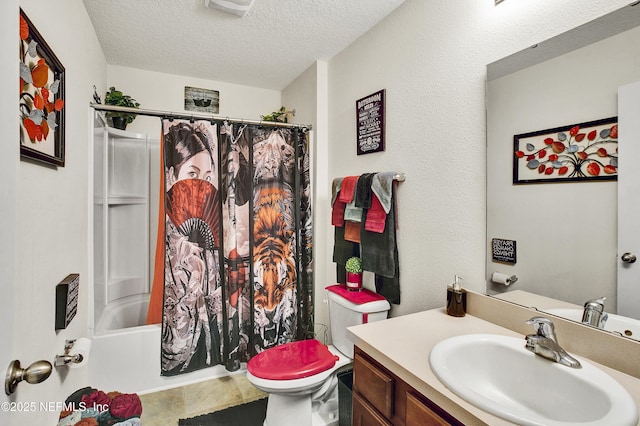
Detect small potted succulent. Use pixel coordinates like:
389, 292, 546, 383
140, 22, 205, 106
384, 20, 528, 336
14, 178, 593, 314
345, 257, 363, 291
104, 86, 140, 130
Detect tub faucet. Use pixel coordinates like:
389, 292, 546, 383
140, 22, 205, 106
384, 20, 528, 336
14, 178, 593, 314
525, 316, 581, 369
582, 297, 608, 329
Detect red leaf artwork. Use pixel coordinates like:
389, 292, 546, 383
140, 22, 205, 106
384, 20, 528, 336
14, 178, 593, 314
19, 15, 28, 40
551, 142, 565, 154
31, 59, 49, 88
20, 8, 66, 166
23, 118, 43, 142
514, 119, 617, 183
586, 163, 600, 176
42, 120, 50, 139
33, 91, 44, 110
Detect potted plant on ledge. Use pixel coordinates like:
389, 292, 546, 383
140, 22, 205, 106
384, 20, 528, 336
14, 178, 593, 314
345, 257, 363, 291
104, 86, 140, 130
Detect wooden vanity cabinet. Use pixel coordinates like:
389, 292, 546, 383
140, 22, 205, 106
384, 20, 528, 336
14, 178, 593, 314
352, 346, 463, 426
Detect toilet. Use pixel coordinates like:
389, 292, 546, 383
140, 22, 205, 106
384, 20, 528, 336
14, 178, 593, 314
247, 284, 391, 426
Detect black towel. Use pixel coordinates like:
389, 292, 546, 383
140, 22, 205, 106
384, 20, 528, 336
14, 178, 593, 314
361, 189, 400, 304
333, 226, 360, 283
355, 173, 375, 209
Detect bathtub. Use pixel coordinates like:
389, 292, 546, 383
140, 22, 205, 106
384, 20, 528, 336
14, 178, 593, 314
95, 293, 150, 332
89, 323, 244, 395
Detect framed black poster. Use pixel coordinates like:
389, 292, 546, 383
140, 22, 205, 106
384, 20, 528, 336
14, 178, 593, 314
356, 89, 385, 155
491, 238, 517, 264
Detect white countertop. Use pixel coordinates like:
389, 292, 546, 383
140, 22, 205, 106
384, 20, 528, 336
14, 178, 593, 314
347, 307, 640, 426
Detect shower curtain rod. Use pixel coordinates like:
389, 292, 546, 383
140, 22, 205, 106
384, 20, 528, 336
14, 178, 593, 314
90, 103, 313, 130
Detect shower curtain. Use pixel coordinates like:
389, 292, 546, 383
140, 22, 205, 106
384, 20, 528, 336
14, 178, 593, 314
151, 118, 312, 376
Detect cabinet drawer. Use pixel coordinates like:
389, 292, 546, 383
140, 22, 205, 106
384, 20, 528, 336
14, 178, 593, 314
353, 352, 394, 419
406, 392, 450, 426
353, 392, 393, 426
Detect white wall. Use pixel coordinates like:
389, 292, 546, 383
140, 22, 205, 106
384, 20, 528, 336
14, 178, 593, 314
0, 2, 18, 424
325, 0, 630, 317
105, 65, 282, 136
2, 1, 107, 424
1, 0, 633, 424
487, 26, 640, 307
281, 61, 332, 339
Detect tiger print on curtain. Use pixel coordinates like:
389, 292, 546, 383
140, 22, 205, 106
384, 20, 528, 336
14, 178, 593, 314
159, 119, 312, 376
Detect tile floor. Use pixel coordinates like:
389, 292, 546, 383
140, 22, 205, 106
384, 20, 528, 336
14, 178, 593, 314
139, 372, 266, 425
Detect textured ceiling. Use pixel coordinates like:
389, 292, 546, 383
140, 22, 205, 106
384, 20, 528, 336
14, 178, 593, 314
83, 0, 406, 90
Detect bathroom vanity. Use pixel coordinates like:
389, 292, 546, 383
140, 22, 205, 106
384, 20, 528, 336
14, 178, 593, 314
347, 292, 640, 425
352, 346, 462, 425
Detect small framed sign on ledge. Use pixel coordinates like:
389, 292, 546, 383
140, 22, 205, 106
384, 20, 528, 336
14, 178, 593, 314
356, 89, 385, 155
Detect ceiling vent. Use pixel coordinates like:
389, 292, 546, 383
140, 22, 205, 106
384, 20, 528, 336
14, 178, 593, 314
204, 0, 256, 17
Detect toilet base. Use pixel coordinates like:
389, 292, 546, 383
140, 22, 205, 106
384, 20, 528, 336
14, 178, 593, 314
262, 379, 340, 426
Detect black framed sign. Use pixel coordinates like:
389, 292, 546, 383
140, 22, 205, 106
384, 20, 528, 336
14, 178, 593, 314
356, 89, 385, 155
491, 238, 517, 264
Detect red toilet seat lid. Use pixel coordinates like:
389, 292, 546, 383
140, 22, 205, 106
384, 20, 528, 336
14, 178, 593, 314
247, 339, 339, 380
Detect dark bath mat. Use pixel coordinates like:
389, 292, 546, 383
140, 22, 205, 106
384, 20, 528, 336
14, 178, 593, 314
179, 398, 267, 426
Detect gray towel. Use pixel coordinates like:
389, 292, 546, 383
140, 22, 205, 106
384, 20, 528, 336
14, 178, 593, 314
344, 200, 363, 222
331, 177, 343, 205
371, 172, 396, 214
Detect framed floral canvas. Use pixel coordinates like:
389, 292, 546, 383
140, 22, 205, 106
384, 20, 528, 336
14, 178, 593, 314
513, 117, 617, 184
19, 9, 65, 167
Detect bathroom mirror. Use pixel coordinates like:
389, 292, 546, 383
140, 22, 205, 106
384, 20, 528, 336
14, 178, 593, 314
485, 3, 640, 334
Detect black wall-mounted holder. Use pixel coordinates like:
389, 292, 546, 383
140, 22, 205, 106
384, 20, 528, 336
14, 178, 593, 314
55, 273, 79, 330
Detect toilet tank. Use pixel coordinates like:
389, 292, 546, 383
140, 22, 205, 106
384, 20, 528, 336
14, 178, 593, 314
326, 285, 391, 359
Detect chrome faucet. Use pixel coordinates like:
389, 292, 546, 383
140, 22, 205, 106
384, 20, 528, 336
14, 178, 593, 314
582, 297, 608, 329
525, 316, 581, 368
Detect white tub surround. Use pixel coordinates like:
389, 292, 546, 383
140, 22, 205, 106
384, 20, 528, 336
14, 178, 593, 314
347, 293, 640, 425
88, 324, 244, 395
94, 293, 150, 332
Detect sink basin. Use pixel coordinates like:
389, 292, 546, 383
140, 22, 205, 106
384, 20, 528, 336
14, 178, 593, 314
429, 334, 638, 426
546, 308, 640, 340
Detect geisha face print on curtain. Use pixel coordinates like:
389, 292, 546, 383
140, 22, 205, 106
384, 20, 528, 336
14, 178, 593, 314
160, 119, 313, 376
161, 120, 223, 375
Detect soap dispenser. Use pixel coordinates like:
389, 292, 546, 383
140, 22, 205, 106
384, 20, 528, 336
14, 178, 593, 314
446, 275, 466, 317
